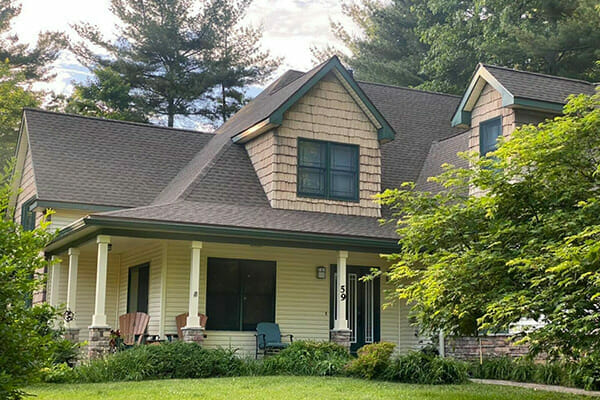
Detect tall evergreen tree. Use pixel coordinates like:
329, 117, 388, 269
330, 0, 600, 93
0, 0, 65, 81
71, 0, 278, 127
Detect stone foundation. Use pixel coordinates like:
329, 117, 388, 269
330, 329, 351, 351
445, 335, 529, 360
88, 327, 112, 359
64, 327, 80, 343
181, 327, 205, 344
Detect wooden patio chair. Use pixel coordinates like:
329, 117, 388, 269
175, 312, 208, 341
255, 322, 293, 359
118, 312, 150, 346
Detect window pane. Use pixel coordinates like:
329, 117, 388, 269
206, 259, 240, 331
298, 167, 326, 196
330, 143, 357, 172
480, 118, 502, 156
298, 140, 326, 168
330, 171, 357, 199
127, 264, 149, 313
241, 260, 276, 331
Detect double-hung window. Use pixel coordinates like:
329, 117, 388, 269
479, 117, 502, 157
206, 258, 276, 331
21, 197, 36, 231
297, 138, 359, 201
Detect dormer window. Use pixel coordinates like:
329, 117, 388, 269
479, 117, 502, 156
297, 138, 359, 201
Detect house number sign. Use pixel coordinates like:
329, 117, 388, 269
340, 285, 346, 301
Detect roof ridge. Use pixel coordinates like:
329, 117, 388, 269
482, 64, 596, 86
356, 81, 461, 98
268, 69, 306, 95
23, 107, 215, 136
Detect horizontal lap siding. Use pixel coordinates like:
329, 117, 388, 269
49, 210, 89, 231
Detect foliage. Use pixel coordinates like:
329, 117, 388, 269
384, 351, 468, 384
328, 0, 600, 93
261, 341, 351, 376
378, 91, 600, 360
469, 356, 600, 391
0, 162, 58, 399
64, 67, 147, 122
0, 61, 39, 163
346, 342, 396, 379
70, 0, 278, 127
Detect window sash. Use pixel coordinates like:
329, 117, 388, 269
297, 139, 359, 201
479, 117, 502, 156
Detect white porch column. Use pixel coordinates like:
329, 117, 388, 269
91, 235, 111, 327
334, 250, 349, 330
66, 248, 80, 328
48, 256, 62, 307
186, 241, 203, 328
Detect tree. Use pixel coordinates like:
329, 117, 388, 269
0, 164, 58, 400
71, 0, 278, 127
378, 89, 600, 360
0, 61, 39, 164
330, 0, 600, 93
0, 0, 65, 81
64, 67, 147, 123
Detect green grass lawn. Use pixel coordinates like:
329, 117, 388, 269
27, 376, 588, 400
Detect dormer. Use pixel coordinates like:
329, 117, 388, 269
221, 57, 395, 218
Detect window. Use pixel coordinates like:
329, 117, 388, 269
206, 258, 276, 331
127, 263, 149, 313
479, 117, 502, 157
297, 139, 359, 201
21, 197, 36, 231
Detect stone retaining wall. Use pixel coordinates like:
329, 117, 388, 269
445, 335, 529, 360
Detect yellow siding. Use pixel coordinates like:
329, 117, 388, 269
245, 72, 382, 217
14, 143, 37, 226
49, 210, 89, 231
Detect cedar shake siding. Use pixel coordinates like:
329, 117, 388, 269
15, 144, 38, 226
245, 72, 381, 217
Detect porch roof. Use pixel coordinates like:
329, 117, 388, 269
46, 201, 399, 256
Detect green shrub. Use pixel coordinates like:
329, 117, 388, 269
346, 342, 396, 379
384, 351, 468, 384
73, 342, 242, 382
261, 341, 351, 376
40, 363, 76, 383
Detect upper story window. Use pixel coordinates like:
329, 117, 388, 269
20, 197, 36, 231
479, 117, 502, 157
297, 138, 359, 202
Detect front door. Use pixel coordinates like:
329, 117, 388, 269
330, 265, 380, 353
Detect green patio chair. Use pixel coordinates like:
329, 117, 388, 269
255, 322, 293, 359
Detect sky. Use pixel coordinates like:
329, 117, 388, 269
12, 0, 356, 96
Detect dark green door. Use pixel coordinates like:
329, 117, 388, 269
127, 263, 149, 313
330, 265, 380, 353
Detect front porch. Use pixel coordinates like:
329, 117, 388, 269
47, 235, 419, 358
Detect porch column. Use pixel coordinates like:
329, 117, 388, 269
48, 256, 62, 307
182, 241, 204, 344
89, 235, 111, 359
65, 248, 80, 342
331, 250, 351, 350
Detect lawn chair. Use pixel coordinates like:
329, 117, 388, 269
255, 322, 293, 359
175, 312, 208, 341
118, 312, 150, 346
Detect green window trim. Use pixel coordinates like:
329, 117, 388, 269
479, 116, 503, 157
297, 138, 360, 202
21, 197, 37, 231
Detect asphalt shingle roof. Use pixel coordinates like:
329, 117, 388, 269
25, 109, 213, 207
484, 64, 597, 104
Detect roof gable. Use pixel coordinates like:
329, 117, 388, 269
227, 56, 396, 143
452, 64, 597, 128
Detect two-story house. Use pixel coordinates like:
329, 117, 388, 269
11, 56, 596, 359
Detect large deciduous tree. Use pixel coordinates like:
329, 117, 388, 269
378, 89, 600, 360
330, 0, 600, 93
71, 0, 278, 127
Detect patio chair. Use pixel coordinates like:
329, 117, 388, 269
175, 312, 208, 341
118, 312, 150, 346
255, 322, 293, 359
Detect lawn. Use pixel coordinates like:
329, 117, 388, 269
28, 376, 588, 400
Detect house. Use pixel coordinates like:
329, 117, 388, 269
11, 56, 597, 359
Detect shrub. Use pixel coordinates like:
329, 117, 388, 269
261, 341, 351, 376
346, 342, 396, 379
384, 351, 468, 384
